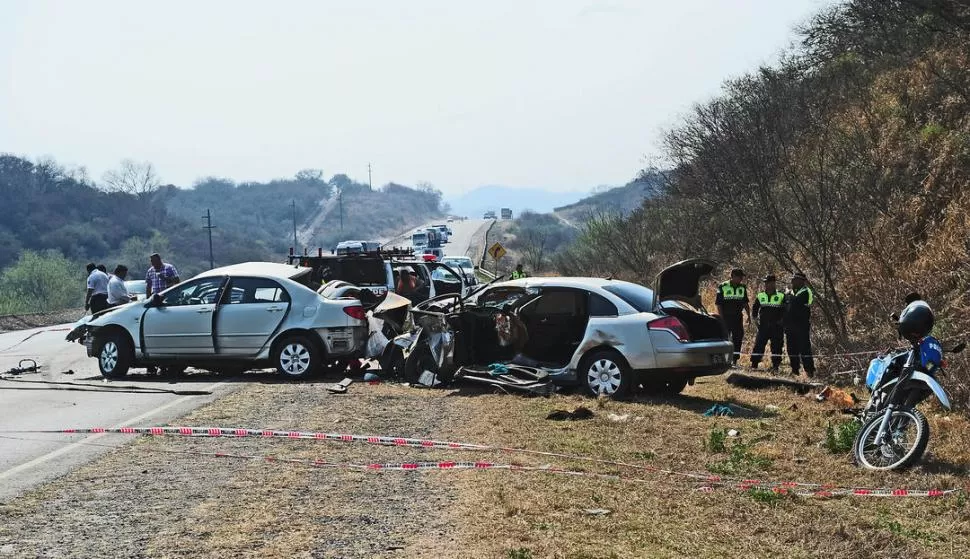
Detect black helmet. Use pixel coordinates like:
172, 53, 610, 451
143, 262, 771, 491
898, 300, 934, 342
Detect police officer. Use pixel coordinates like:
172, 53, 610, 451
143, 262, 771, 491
511, 263, 529, 280
784, 272, 815, 377
750, 274, 785, 371
715, 268, 750, 365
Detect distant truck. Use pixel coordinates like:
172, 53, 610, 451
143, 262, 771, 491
483, 210, 497, 219
501, 208, 512, 220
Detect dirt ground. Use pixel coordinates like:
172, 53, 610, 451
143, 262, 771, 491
0, 309, 84, 334
1, 370, 969, 558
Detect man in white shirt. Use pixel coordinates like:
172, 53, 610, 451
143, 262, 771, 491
107, 265, 135, 307
85, 263, 110, 314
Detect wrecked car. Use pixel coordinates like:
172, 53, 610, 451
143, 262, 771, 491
383, 259, 733, 397
66, 262, 368, 380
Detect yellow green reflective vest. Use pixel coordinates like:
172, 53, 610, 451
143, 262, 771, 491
511, 270, 528, 279
719, 282, 746, 300
757, 291, 785, 307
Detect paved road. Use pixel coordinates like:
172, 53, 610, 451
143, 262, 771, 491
0, 326, 236, 502
386, 218, 489, 258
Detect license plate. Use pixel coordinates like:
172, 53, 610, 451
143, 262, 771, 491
711, 353, 726, 366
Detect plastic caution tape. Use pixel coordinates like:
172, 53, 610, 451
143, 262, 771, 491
6, 426, 959, 499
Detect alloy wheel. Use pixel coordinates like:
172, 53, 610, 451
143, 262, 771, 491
100, 341, 119, 373
279, 343, 311, 376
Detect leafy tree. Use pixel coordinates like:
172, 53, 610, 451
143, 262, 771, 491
0, 250, 83, 313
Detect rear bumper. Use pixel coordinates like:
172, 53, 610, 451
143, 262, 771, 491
652, 339, 734, 372
316, 326, 368, 357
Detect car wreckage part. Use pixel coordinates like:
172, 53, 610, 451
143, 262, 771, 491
17, 425, 958, 498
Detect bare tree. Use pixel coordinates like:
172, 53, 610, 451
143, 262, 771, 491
102, 159, 161, 197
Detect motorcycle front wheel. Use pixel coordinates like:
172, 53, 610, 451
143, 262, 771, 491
853, 407, 930, 470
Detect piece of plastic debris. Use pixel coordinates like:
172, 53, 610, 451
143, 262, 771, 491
363, 372, 381, 382
584, 509, 612, 516
727, 429, 740, 437
765, 405, 780, 412
703, 404, 735, 417
418, 370, 442, 387
487, 363, 509, 376
607, 413, 630, 422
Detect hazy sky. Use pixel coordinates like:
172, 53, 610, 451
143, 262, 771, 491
0, 0, 838, 195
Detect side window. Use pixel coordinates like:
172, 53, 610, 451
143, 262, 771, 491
225, 277, 290, 304
531, 291, 582, 316
589, 292, 618, 317
162, 278, 225, 307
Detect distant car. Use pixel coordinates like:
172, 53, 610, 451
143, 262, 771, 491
423, 247, 444, 260
447, 217, 454, 223
484, 211, 497, 219
124, 280, 147, 302
440, 256, 478, 286
66, 262, 368, 380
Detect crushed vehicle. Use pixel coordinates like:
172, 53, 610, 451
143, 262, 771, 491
66, 262, 368, 379
380, 259, 733, 397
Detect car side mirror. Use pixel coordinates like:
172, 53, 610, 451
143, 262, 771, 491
145, 297, 162, 308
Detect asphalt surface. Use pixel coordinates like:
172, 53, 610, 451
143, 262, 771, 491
384, 218, 489, 259
0, 324, 237, 502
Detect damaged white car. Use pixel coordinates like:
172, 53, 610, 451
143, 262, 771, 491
383, 259, 733, 397
66, 262, 368, 379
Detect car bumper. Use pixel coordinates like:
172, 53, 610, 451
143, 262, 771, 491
316, 326, 367, 357
653, 339, 734, 371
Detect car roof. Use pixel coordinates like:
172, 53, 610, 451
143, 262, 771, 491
195, 262, 311, 281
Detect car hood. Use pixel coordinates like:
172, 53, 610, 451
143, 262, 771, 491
64, 302, 143, 342
654, 258, 716, 308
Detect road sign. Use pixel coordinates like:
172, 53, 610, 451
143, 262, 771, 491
487, 242, 506, 261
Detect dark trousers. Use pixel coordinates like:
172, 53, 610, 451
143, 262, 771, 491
751, 324, 784, 369
785, 324, 815, 376
724, 315, 744, 363
90, 294, 109, 314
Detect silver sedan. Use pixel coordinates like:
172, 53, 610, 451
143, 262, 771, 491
67, 262, 368, 379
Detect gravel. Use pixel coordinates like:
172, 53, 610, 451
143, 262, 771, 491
0, 379, 465, 558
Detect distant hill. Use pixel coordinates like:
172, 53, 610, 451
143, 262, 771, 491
554, 171, 663, 222
447, 185, 588, 218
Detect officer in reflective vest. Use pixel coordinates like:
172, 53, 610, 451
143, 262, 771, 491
784, 272, 815, 377
750, 274, 785, 371
715, 268, 750, 364
511, 264, 528, 280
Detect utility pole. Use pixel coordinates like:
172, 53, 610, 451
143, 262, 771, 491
202, 209, 215, 270
291, 199, 298, 249
338, 186, 344, 231
368, 162, 372, 190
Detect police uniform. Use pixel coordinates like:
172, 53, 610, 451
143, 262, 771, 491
784, 274, 815, 377
715, 277, 748, 364
511, 269, 528, 280
750, 275, 785, 370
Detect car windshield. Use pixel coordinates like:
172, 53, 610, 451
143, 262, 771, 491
602, 283, 654, 312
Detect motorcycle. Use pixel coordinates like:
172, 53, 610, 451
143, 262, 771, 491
853, 332, 965, 470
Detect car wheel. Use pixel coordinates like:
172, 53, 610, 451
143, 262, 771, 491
582, 350, 631, 398
98, 332, 132, 379
642, 378, 689, 396
273, 335, 321, 379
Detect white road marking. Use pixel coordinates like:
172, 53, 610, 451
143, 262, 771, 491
0, 379, 230, 481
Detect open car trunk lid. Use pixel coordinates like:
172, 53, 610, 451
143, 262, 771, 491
654, 258, 716, 310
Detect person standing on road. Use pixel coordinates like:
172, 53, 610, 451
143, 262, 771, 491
145, 253, 180, 302
715, 268, 750, 365
784, 272, 816, 378
750, 274, 785, 372
107, 265, 135, 307
511, 263, 529, 280
85, 263, 110, 314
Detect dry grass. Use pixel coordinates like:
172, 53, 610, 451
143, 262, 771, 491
444, 377, 970, 558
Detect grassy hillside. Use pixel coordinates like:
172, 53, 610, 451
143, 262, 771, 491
553, 170, 663, 222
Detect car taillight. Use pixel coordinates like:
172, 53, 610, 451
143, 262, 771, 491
343, 305, 366, 321
648, 316, 689, 343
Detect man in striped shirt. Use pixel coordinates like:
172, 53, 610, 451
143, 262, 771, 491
146, 253, 180, 301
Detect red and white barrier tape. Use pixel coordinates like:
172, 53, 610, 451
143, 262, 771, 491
5, 426, 959, 498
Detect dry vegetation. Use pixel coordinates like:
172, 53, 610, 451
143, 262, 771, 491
2, 373, 970, 558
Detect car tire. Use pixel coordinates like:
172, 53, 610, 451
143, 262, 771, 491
273, 335, 322, 379
642, 378, 689, 396
581, 350, 631, 398
98, 332, 132, 379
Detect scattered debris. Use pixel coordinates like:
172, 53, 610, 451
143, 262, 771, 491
2, 359, 40, 377
418, 370, 442, 387
607, 413, 630, 422
726, 372, 822, 394
584, 508, 612, 516
324, 377, 354, 394
703, 404, 735, 417
765, 405, 780, 412
815, 386, 859, 409
546, 406, 594, 421
363, 372, 381, 383
727, 429, 740, 437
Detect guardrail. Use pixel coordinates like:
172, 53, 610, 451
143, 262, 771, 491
477, 219, 498, 282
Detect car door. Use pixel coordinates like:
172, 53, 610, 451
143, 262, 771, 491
215, 277, 290, 356
142, 277, 226, 356
516, 289, 588, 362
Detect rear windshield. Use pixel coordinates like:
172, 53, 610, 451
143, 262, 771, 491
603, 283, 654, 313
